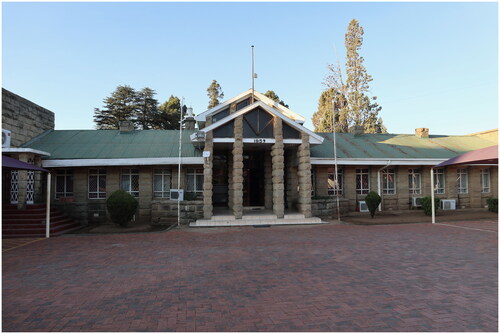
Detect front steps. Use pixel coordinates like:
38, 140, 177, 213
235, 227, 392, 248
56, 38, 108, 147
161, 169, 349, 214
2, 204, 82, 238
190, 213, 325, 227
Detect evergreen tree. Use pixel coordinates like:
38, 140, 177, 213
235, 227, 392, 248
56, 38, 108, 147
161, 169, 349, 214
321, 19, 386, 134
94, 85, 138, 129
264, 90, 289, 108
207, 80, 224, 109
135, 87, 158, 130
153, 95, 181, 130
311, 88, 348, 133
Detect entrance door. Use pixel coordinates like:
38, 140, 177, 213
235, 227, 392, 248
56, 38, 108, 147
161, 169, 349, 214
243, 151, 265, 207
212, 152, 229, 207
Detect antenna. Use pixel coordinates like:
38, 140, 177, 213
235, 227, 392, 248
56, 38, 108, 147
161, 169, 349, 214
251, 45, 255, 103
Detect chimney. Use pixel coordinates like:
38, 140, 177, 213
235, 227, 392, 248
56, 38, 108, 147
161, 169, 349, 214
415, 128, 429, 138
349, 125, 364, 136
119, 120, 134, 132
184, 108, 196, 130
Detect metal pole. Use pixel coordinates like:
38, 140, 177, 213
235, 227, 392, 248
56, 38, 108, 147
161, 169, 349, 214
177, 98, 185, 227
251, 45, 255, 103
331, 98, 340, 222
46, 172, 51, 238
431, 168, 436, 224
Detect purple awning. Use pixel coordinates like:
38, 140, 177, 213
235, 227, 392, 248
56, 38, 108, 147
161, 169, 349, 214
434, 145, 498, 168
2, 155, 48, 172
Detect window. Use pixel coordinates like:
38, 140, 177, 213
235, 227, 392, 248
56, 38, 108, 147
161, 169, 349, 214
457, 168, 468, 194
88, 169, 106, 199
480, 168, 490, 193
328, 168, 343, 196
356, 168, 369, 194
154, 169, 172, 198
121, 168, 139, 197
311, 168, 316, 197
434, 168, 445, 194
408, 169, 421, 195
382, 168, 396, 195
55, 169, 73, 198
186, 168, 204, 194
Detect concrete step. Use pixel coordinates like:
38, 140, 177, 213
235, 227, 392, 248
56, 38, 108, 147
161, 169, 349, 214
190, 217, 325, 227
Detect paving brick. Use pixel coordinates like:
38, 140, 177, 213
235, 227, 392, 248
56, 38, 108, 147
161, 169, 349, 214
2, 221, 498, 331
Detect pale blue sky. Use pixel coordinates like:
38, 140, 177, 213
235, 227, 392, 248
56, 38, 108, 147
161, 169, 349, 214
2, 2, 498, 135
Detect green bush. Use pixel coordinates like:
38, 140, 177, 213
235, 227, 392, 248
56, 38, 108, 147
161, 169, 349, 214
106, 190, 138, 227
421, 196, 440, 216
487, 198, 498, 213
365, 191, 381, 218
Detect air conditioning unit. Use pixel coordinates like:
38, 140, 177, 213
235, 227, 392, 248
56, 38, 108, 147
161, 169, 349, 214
170, 189, 184, 201
441, 199, 456, 210
2, 129, 11, 148
412, 197, 424, 208
358, 201, 369, 212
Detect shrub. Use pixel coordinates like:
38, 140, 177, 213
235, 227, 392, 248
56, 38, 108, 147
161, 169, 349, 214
487, 198, 498, 213
421, 196, 440, 216
365, 191, 381, 218
106, 190, 138, 227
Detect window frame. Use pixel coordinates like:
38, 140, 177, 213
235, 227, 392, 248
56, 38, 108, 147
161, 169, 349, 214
153, 168, 172, 198
356, 168, 370, 195
55, 169, 74, 198
408, 168, 422, 195
186, 168, 204, 194
480, 168, 491, 193
88, 168, 107, 199
121, 168, 140, 197
382, 168, 396, 195
434, 168, 445, 194
328, 168, 343, 196
457, 168, 468, 194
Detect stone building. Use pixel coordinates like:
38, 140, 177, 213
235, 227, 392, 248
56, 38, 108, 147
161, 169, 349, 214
2, 88, 498, 227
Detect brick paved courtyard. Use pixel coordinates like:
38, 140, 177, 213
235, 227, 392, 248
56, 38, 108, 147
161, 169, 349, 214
2, 221, 498, 331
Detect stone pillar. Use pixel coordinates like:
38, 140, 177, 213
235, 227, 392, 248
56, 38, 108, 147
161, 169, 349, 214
271, 118, 285, 218
264, 152, 273, 209
203, 131, 214, 218
232, 116, 244, 219
227, 151, 233, 210
285, 150, 299, 210
297, 133, 312, 217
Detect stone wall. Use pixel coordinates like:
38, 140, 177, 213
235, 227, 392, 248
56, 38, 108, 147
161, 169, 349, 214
311, 198, 350, 217
151, 199, 204, 225
2, 88, 55, 147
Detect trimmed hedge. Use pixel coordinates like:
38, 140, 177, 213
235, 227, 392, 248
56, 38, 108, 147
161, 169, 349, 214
487, 198, 498, 213
421, 196, 440, 216
365, 191, 381, 218
106, 190, 138, 227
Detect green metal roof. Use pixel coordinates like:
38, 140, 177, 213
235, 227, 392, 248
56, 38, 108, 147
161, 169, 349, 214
311, 132, 498, 159
23, 130, 201, 159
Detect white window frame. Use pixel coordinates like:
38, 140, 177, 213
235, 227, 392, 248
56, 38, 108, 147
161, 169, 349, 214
408, 168, 421, 195
382, 168, 396, 195
457, 168, 468, 194
356, 168, 370, 195
480, 168, 490, 193
55, 169, 74, 198
154, 169, 172, 198
434, 168, 445, 194
121, 168, 139, 197
328, 168, 343, 196
186, 168, 204, 194
88, 168, 107, 199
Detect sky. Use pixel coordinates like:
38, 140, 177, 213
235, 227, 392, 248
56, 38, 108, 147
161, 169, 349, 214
2, 2, 498, 135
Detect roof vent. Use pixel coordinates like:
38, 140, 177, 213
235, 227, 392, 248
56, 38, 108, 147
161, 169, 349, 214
119, 121, 134, 132
415, 128, 429, 138
349, 125, 364, 136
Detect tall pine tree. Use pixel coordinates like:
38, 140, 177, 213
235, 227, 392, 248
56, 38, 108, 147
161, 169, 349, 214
312, 88, 348, 133
93, 85, 138, 129
319, 19, 386, 134
206, 80, 224, 109
135, 87, 158, 130
153, 95, 181, 130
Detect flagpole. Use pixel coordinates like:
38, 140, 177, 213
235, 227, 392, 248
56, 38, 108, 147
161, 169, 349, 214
332, 97, 341, 223
177, 98, 184, 227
